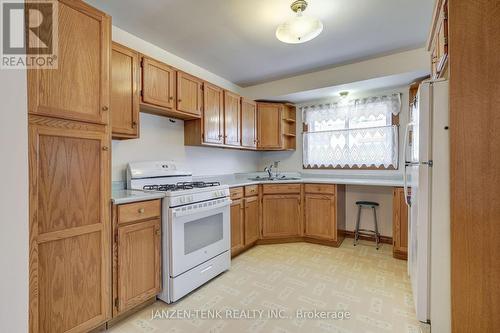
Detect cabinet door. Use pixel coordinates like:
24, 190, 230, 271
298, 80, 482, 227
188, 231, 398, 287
224, 91, 241, 146
241, 99, 257, 148
28, 115, 110, 333
177, 71, 203, 116
203, 83, 224, 144
27, 0, 110, 124
117, 219, 161, 313
111, 43, 139, 139
230, 199, 245, 254
244, 196, 260, 245
393, 188, 408, 259
257, 103, 282, 149
262, 194, 301, 238
305, 194, 336, 240
141, 56, 176, 109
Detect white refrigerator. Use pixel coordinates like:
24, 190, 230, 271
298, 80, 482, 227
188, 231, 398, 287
403, 79, 451, 330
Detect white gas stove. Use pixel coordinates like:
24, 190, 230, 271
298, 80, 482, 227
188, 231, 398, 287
127, 161, 231, 303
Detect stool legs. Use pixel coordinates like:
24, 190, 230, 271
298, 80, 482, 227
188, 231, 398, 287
373, 206, 380, 250
354, 205, 362, 246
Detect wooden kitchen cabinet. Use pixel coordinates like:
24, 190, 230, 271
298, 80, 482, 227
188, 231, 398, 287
140, 56, 176, 111
111, 42, 140, 139
244, 196, 260, 245
28, 115, 111, 333
28, 2, 112, 332
262, 184, 301, 238
257, 102, 282, 149
392, 187, 408, 260
176, 71, 203, 117
304, 194, 336, 240
112, 200, 162, 316
28, 0, 111, 125
230, 198, 245, 255
224, 91, 241, 147
241, 99, 257, 148
428, 0, 448, 79
202, 83, 225, 144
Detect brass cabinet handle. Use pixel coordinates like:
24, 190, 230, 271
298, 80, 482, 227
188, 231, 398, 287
132, 121, 137, 128
178, 99, 182, 103
169, 96, 173, 100
138, 208, 145, 214
102, 146, 109, 151
102, 106, 108, 111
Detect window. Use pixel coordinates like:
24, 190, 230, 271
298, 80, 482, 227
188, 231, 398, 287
302, 94, 401, 169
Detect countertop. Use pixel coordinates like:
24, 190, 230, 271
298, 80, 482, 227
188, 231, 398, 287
111, 189, 166, 205
223, 177, 404, 188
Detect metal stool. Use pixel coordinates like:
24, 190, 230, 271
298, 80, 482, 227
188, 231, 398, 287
353, 201, 381, 249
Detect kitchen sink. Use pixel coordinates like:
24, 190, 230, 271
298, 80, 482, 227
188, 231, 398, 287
248, 176, 301, 181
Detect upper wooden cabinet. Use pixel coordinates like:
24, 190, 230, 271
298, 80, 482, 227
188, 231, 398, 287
111, 43, 140, 139
202, 83, 224, 144
257, 103, 282, 149
141, 56, 176, 110
257, 102, 296, 150
177, 71, 203, 117
393, 187, 408, 260
28, 115, 111, 333
224, 91, 241, 147
428, 0, 448, 79
28, 0, 110, 125
241, 99, 257, 148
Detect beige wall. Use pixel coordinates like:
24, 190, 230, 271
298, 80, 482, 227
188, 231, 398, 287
0, 70, 29, 332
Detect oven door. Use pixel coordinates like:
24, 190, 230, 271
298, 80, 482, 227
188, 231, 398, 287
168, 198, 230, 277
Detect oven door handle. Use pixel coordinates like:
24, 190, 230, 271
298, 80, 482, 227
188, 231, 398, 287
171, 198, 231, 217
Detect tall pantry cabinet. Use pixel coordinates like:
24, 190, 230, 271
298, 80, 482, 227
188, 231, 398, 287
27, 1, 112, 332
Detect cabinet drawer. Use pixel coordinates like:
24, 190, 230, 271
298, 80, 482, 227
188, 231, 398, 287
304, 184, 336, 195
230, 187, 244, 200
117, 199, 161, 224
244, 185, 259, 197
262, 184, 301, 194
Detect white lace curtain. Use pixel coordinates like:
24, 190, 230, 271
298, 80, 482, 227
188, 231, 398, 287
302, 94, 401, 169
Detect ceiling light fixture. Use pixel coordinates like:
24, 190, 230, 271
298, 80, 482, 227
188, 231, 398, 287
276, 0, 323, 44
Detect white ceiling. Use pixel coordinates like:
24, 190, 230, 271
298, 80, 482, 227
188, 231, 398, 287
88, 0, 435, 87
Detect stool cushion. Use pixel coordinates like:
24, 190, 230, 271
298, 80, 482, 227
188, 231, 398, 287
356, 201, 379, 207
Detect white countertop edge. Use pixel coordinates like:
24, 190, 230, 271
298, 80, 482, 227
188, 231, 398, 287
111, 190, 166, 205
225, 178, 403, 188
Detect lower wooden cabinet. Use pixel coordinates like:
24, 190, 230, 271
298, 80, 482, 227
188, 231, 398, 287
230, 198, 245, 255
244, 196, 260, 244
112, 200, 162, 316
304, 194, 336, 240
262, 193, 301, 238
393, 187, 409, 260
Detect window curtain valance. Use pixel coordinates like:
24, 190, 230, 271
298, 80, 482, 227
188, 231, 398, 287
302, 93, 401, 169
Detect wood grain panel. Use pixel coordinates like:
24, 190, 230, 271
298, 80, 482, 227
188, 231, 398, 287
304, 194, 336, 240
257, 103, 282, 149
244, 185, 258, 197
203, 83, 224, 144
117, 219, 161, 313
38, 232, 103, 333
262, 194, 301, 238
449, 0, 500, 331
117, 200, 161, 225
177, 71, 202, 116
229, 187, 243, 200
392, 188, 408, 259
230, 199, 245, 255
244, 196, 259, 245
27, 0, 110, 125
241, 99, 257, 148
304, 184, 336, 195
223, 91, 241, 147
29, 115, 110, 333
38, 134, 100, 234
111, 42, 139, 139
262, 184, 301, 194
141, 56, 175, 110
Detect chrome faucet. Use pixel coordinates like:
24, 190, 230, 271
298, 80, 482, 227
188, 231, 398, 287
264, 161, 280, 179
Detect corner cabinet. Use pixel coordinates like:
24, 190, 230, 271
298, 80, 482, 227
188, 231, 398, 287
257, 102, 296, 150
28, 2, 112, 332
111, 42, 140, 139
112, 200, 161, 315
392, 187, 409, 260
261, 184, 302, 238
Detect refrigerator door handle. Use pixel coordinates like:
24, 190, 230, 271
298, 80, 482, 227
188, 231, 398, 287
403, 122, 413, 207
